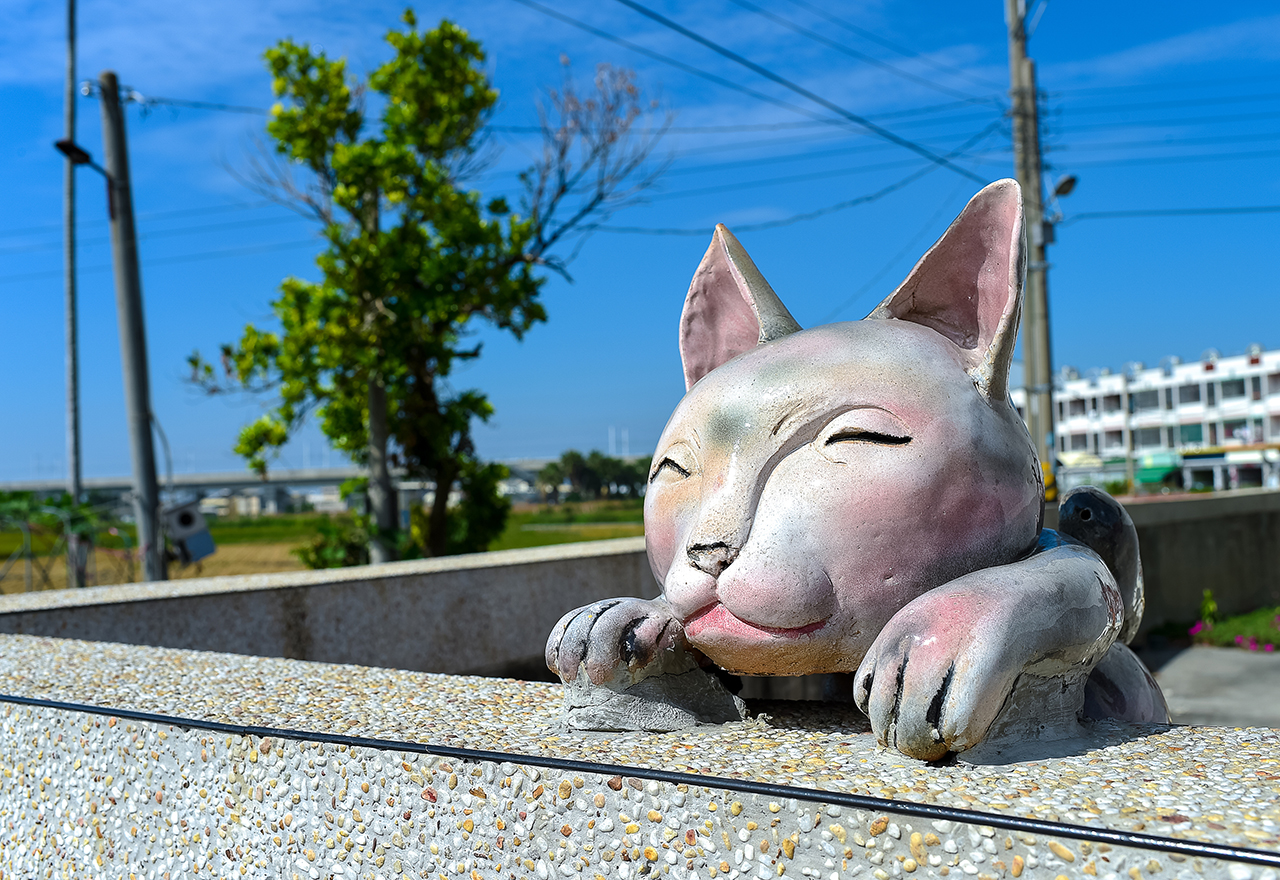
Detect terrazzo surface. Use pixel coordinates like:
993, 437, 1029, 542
1, 633, 1277, 858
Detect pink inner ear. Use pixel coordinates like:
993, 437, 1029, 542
680, 248, 762, 390
880, 183, 1021, 355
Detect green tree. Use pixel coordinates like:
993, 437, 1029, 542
192, 12, 666, 559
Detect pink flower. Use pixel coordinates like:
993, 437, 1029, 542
1266, 644, 1275, 652
1236, 635, 1245, 645
1189, 621, 1205, 635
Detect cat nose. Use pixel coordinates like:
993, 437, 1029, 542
687, 542, 740, 577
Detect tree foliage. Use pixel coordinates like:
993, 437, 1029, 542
537, 450, 648, 502
191, 11, 667, 557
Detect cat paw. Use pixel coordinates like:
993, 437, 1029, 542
853, 591, 1020, 761
546, 598, 692, 685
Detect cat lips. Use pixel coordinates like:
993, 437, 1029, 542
684, 601, 829, 641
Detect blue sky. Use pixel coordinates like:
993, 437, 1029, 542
2, 0, 1278, 481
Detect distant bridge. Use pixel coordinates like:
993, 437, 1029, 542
0, 467, 369, 495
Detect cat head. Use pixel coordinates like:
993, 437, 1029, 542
643, 179, 1044, 675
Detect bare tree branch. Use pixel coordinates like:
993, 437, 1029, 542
522, 62, 673, 268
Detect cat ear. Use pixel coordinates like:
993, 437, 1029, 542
679, 224, 802, 390
867, 179, 1025, 402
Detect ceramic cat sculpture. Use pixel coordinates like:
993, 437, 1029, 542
546, 179, 1168, 761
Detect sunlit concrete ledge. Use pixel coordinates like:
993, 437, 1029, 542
1, 634, 1278, 880
0, 538, 653, 676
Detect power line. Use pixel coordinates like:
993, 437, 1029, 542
594, 122, 999, 235
779, 0, 1006, 92
1049, 75, 1280, 98
819, 177, 976, 323
945, 146, 1280, 169
653, 156, 925, 201
479, 112, 1005, 185
724, 0, 992, 103
0, 200, 280, 240
0, 238, 319, 285
1060, 205, 1280, 226
606, 0, 986, 184
505, 0, 847, 132
0, 214, 312, 256
1057, 91, 1280, 116
1046, 130, 1280, 152
1051, 109, 1280, 134
125, 93, 269, 115
489, 98, 1000, 135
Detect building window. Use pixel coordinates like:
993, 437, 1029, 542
1134, 427, 1163, 448
1179, 424, 1204, 445
1164, 388, 1173, 409
1103, 430, 1123, 449
1252, 376, 1263, 401
1207, 383, 1217, 406
1269, 373, 1280, 396
1224, 418, 1248, 441
1178, 384, 1201, 404
1069, 433, 1088, 451
1058, 401, 1066, 421
1209, 423, 1218, 444
1132, 389, 1160, 411
1102, 394, 1122, 413
1068, 398, 1086, 417
1221, 378, 1246, 399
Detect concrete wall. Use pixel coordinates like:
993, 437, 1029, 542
1123, 489, 1280, 637
0, 537, 654, 677
1, 489, 1276, 667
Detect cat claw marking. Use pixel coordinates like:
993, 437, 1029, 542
547, 179, 1167, 757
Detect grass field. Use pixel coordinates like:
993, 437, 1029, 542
0, 500, 645, 591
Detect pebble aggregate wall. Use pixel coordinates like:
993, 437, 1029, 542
0, 538, 655, 676
2, 700, 1271, 880
1, 634, 1278, 880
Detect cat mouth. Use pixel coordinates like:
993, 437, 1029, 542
684, 602, 829, 641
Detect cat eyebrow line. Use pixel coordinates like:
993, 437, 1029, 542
771, 404, 806, 436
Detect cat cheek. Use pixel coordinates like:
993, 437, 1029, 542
643, 490, 698, 586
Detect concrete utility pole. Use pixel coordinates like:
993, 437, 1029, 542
1005, 0, 1055, 475
99, 70, 166, 582
64, 0, 86, 588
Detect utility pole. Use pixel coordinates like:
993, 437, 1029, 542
99, 70, 166, 582
64, 0, 86, 588
1005, 0, 1056, 478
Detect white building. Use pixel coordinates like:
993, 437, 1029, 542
1011, 345, 1280, 492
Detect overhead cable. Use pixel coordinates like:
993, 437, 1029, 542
780, 0, 1005, 91
605, 0, 987, 184
592, 121, 1000, 235
1060, 205, 1280, 226
724, 0, 993, 103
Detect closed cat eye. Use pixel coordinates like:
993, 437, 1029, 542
825, 429, 912, 446
649, 458, 692, 482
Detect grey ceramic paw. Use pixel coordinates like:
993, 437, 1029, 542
563, 663, 746, 733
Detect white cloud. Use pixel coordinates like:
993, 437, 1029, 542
1049, 14, 1280, 85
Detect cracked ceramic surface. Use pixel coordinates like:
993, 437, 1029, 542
547, 181, 1166, 760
